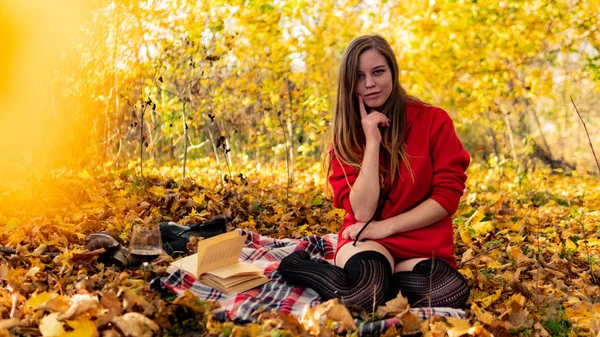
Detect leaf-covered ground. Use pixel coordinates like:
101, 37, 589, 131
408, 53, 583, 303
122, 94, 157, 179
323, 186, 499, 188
1, 159, 599, 336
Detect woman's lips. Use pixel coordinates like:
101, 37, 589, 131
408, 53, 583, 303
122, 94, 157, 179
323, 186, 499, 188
365, 92, 380, 98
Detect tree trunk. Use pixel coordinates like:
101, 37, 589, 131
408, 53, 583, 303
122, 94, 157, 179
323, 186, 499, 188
182, 101, 188, 182
503, 111, 518, 161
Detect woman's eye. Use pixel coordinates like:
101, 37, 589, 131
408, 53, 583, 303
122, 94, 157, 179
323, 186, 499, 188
357, 74, 365, 79
374, 69, 384, 75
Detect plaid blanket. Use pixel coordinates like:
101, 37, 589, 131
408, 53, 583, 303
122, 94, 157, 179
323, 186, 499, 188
162, 229, 465, 335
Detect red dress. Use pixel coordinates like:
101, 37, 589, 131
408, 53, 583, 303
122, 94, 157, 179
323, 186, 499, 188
329, 101, 470, 269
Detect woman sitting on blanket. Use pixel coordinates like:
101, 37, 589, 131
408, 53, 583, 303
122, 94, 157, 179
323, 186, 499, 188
278, 34, 470, 310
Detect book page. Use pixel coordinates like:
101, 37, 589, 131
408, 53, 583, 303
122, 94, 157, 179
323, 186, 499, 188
195, 230, 246, 277
166, 252, 199, 276
201, 274, 269, 294
207, 262, 263, 279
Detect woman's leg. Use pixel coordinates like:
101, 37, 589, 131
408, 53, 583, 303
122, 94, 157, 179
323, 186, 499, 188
278, 241, 393, 311
334, 240, 395, 270
394, 257, 428, 272
390, 258, 470, 308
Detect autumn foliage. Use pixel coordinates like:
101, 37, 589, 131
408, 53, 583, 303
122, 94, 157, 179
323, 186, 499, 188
1, 0, 600, 336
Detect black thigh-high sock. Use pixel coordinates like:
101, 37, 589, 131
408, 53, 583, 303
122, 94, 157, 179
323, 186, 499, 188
277, 250, 392, 311
389, 259, 470, 308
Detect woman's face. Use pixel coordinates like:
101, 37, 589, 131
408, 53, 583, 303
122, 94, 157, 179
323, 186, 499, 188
354, 49, 393, 111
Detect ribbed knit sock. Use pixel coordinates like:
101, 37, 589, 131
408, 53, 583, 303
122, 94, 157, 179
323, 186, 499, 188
278, 250, 392, 311
389, 259, 470, 308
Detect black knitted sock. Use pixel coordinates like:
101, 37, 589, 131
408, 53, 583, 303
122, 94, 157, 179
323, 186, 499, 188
389, 259, 469, 308
278, 250, 392, 311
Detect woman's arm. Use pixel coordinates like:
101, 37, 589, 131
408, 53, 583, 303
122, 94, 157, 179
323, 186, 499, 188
342, 198, 448, 240
349, 142, 380, 221
382, 199, 448, 234
349, 96, 390, 221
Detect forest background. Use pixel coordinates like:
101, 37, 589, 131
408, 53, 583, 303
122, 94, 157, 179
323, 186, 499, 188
1, 0, 600, 336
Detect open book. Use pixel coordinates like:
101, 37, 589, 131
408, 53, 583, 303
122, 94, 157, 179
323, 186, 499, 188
167, 230, 268, 294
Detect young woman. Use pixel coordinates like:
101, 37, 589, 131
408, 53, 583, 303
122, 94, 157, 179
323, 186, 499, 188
278, 34, 470, 310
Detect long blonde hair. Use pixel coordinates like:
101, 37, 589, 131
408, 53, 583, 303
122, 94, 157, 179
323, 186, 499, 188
327, 34, 424, 188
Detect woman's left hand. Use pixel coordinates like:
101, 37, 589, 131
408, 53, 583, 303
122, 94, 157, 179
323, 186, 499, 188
341, 221, 390, 240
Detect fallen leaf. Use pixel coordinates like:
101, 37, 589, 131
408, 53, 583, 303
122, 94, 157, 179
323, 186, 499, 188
504, 293, 526, 311
171, 290, 215, 314
41, 296, 71, 313
39, 313, 66, 337
470, 303, 496, 325
260, 312, 302, 333
100, 292, 122, 315
472, 221, 494, 235
99, 329, 121, 337
398, 309, 421, 335
313, 298, 357, 331
429, 318, 449, 336
458, 221, 472, 245
26, 291, 53, 309
299, 305, 321, 336
504, 308, 533, 329
32, 244, 48, 256
377, 292, 409, 316
446, 317, 473, 337
487, 321, 511, 337
0, 319, 20, 330
122, 289, 153, 315
25, 266, 40, 278
57, 294, 99, 320
63, 316, 98, 337
461, 248, 475, 263
474, 288, 502, 309
111, 312, 160, 337
445, 317, 487, 337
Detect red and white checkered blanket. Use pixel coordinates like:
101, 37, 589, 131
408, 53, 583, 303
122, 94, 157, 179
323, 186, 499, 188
162, 229, 465, 335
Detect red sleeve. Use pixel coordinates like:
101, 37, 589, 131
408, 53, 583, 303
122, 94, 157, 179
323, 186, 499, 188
429, 109, 470, 215
328, 153, 359, 215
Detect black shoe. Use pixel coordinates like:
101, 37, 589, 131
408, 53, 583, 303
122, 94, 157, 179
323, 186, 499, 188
160, 215, 230, 256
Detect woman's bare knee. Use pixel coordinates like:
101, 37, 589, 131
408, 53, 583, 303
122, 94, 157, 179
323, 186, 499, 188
394, 258, 428, 272
335, 240, 394, 270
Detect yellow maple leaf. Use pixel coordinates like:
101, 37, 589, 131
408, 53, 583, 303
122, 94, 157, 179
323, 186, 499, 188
399, 310, 422, 336
26, 291, 53, 309
445, 317, 473, 337
507, 219, 522, 232
377, 292, 409, 316
472, 221, 494, 235
312, 298, 357, 331
326, 208, 345, 219
458, 225, 471, 245
466, 208, 485, 226
470, 303, 496, 325
565, 302, 593, 327
474, 288, 502, 309
565, 239, 577, 251
428, 319, 449, 336
192, 193, 206, 205
63, 317, 98, 337
505, 293, 526, 312
459, 268, 474, 280
147, 186, 167, 197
